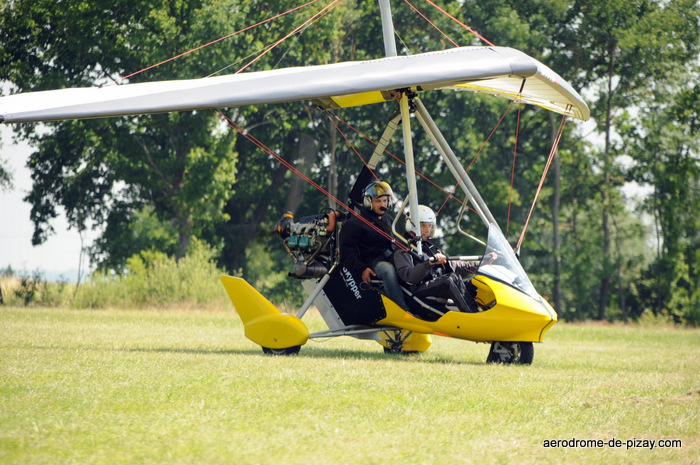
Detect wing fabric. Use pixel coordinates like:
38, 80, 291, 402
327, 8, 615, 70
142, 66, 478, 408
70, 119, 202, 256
0, 46, 589, 124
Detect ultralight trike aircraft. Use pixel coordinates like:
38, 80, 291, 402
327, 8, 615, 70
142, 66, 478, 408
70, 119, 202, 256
0, 0, 589, 364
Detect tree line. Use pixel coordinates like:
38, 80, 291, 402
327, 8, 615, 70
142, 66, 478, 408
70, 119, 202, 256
1, 0, 698, 323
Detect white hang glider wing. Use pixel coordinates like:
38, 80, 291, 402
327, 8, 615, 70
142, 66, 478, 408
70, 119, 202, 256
0, 46, 589, 124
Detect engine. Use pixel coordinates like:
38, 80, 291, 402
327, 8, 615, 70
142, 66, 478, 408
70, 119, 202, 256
275, 209, 342, 279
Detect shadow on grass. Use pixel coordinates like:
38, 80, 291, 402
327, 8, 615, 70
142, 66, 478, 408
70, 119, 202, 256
130, 344, 489, 365
23, 343, 488, 365
298, 345, 489, 365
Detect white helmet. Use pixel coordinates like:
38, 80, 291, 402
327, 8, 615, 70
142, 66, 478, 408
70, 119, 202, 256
405, 205, 436, 235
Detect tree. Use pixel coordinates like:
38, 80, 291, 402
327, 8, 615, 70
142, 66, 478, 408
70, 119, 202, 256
0, 157, 11, 192
3, 0, 698, 323
624, 77, 700, 323
0, 0, 264, 268
560, 0, 700, 320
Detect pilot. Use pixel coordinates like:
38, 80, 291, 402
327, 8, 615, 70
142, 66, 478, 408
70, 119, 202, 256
339, 180, 409, 311
393, 205, 495, 313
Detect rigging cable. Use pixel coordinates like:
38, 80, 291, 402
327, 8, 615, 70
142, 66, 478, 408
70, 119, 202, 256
434, 93, 519, 219
326, 114, 381, 183
506, 100, 523, 233
515, 113, 569, 252
420, 0, 495, 46
328, 112, 476, 215
326, 110, 475, 233
216, 110, 409, 252
402, 0, 459, 47
116, 0, 329, 83
208, 1, 339, 77
235, 0, 344, 75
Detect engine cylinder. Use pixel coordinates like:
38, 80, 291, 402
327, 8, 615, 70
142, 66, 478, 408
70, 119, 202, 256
293, 261, 328, 278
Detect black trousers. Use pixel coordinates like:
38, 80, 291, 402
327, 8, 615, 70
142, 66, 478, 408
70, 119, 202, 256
414, 273, 477, 313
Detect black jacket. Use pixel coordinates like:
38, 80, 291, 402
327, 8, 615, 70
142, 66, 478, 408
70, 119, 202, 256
339, 208, 396, 276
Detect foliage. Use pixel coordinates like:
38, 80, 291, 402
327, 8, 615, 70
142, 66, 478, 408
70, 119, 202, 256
623, 76, 700, 325
73, 237, 229, 309
460, 0, 700, 321
0, 240, 228, 309
0, 157, 11, 191
1, 0, 699, 323
1, 0, 239, 263
13, 271, 41, 306
0, 271, 69, 307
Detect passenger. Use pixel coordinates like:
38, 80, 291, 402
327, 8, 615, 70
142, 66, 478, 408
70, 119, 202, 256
393, 205, 496, 313
339, 180, 409, 310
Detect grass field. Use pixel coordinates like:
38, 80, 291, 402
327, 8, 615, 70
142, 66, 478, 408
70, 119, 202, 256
1, 306, 698, 464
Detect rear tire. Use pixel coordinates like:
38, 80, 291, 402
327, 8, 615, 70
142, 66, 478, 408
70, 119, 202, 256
486, 341, 534, 365
262, 345, 301, 355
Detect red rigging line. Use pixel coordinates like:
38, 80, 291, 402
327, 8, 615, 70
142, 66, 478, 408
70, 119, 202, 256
118, 0, 497, 84
421, 0, 495, 47
330, 113, 472, 211
235, 0, 343, 75
327, 115, 380, 183
115, 0, 540, 249
507, 102, 524, 233
216, 110, 409, 252
516, 113, 569, 250
116, 0, 329, 83
328, 112, 411, 226
435, 91, 519, 218
435, 79, 527, 225
434, 189, 452, 217
402, 0, 459, 48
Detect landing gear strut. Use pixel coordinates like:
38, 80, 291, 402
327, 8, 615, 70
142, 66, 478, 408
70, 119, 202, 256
382, 330, 418, 355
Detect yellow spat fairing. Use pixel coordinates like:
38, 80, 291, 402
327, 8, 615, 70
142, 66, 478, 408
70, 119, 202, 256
220, 276, 309, 349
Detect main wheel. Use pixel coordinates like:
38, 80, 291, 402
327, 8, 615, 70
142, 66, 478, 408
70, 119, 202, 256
486, 341, 534, 365
383, 346, 418, 355
262, 345, 301, 355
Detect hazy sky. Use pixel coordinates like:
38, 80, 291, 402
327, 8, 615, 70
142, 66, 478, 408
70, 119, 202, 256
1, 124, 88, 280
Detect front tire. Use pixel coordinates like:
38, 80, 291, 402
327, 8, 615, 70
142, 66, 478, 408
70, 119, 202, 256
486, 341, 534, 364
262, 345, 301, 355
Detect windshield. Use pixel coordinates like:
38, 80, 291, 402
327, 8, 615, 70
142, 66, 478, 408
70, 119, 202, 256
477, 224, 541, 301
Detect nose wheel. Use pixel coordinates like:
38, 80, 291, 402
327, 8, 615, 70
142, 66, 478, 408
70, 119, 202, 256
486, 341, 534, 364
262, 345, 301, 355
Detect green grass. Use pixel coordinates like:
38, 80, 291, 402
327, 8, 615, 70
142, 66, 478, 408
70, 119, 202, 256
1, 307, 698, 465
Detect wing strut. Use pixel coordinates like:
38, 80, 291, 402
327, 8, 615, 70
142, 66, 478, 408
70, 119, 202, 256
378, 0, 398, 57
413, 97, 497, 228
400, 93, 422, 256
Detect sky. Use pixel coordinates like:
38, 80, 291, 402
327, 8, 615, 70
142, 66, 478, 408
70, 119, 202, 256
1, 124, 89, 281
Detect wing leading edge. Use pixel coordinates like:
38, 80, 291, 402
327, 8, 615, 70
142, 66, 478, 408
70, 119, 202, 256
0, 46, 589, 124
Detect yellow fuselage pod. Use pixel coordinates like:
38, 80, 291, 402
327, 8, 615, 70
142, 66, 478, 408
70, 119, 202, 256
220, 276, 309, 349
377, 275, 557, 343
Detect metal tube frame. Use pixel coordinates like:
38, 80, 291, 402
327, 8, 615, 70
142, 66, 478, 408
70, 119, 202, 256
414, 97, 498, 229
377, 0, 398, 57
295, 272, 332, 319
308, 325, 401, 339
400, 94, 422, 256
